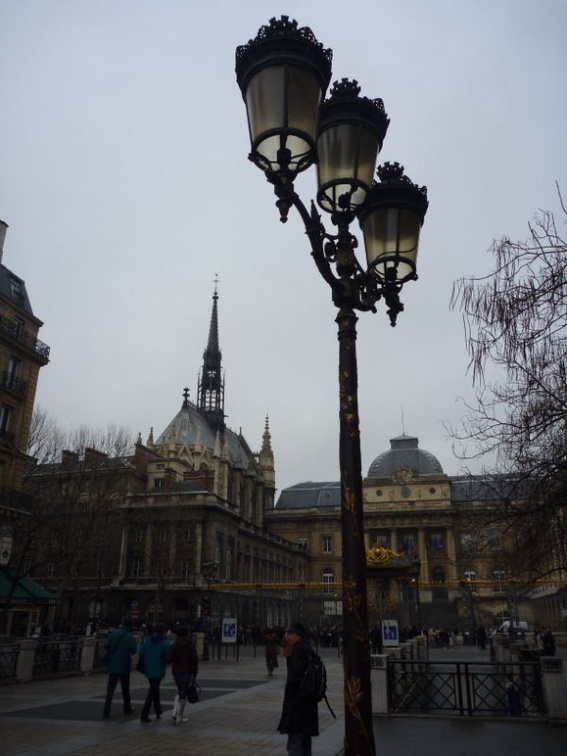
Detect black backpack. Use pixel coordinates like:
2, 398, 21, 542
299, 649, 336, 718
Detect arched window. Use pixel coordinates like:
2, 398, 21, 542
493, 568, 506, 593
431, 566, 446, 584
463, 568, 477, 592
322, 568, 334, 595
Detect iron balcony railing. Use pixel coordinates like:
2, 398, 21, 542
1, 372, 26, 395
0, 315, 50, 362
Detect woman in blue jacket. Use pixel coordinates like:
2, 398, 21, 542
102, 617, 138, 718
139, 623, 171, 722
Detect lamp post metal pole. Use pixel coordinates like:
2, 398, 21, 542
337, 306, 375, 755
235, 21, 427, 756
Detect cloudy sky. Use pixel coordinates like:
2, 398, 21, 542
1, 0, 566, 493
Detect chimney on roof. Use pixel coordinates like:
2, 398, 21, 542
0, 220, 8, 266
84, 447, 109, 465
61, 450, 79, 468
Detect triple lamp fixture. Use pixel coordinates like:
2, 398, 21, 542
235, 16, 428, 325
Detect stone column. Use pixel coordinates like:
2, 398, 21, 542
446, 530, 458, 575
118, 525, 129, 577
15, 639, 37, 682
143, 523, 153, 575
169, 522, 177, 569
194, 631, 205, 660
540, 657, 567, 719
80, 636, 96, 675
370, 654, 390, 714
392, 529, 399, 553
417, 529, 428, 580
195, 522, 203, 576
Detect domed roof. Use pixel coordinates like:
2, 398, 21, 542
368, 434, 443, 477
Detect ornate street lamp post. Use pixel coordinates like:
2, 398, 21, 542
235, 17, 428, 756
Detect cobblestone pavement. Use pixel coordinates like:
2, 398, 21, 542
0, 646, 344, 756
1, 644, 566, 755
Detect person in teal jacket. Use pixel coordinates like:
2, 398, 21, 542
139, 623, 172, 722
102, 617, 138, 718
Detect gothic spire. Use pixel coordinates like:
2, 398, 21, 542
197, 277, 225, 432
261, 414, 272, 454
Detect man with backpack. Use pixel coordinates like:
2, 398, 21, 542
277, 622, 320, 756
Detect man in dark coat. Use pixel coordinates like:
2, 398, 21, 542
277, 622, 319, 756
102, 617, 138, 718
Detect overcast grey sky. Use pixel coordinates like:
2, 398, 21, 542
1, 0, 566, 493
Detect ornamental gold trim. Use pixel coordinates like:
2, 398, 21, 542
366, 545, 403, 566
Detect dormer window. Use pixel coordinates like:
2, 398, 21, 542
9, 278, 22, 299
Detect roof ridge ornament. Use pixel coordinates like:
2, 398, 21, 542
391, 466, 416, 484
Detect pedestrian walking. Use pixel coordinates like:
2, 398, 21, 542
264, 626, 279, 676
139, 623, 171, 723
277, 622, 319, 756
102, 617, 137, 719
165, 626, 199, 724
541, 628, 556, 656
476, 626, 487, 650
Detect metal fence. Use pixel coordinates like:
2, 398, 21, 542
0, 645, 19, 680
93, 638, 108, 669
32, 636, 83, 677
388, 659, 545, 718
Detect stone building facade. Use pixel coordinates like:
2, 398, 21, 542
22, 288, 305, 630
0, 219, 50, 563
13, 285, 566, 634
268, 435, 567, 631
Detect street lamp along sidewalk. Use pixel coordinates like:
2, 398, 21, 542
235, 16, 428, 756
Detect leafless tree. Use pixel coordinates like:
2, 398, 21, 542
26, 405, 65, 467
3, 418, 135, 632
450, 187, 567, 577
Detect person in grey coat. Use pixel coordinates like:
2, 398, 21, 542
102, 617, 138, 718
277, 622, 319, 756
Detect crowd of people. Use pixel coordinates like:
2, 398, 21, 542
102, 618, 199, 725
100, 616, 323, 755
40, 613, 561, 756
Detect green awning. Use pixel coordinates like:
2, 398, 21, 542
0, 567, 57, 605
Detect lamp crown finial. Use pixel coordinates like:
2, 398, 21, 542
377, 161, 405, 182
329, 78, 361, 99
236, 16, 332, 65
376, 162, 428, 198
326, 78, 387, 118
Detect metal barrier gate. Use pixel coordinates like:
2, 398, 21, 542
388, 659, 544, 717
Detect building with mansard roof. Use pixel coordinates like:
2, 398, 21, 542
0, 220, 52, 635
0, 220, 50, 557
0, 220, 50, 508
22, 287, 303, 631
15, 285, 566, 635
269, 434, 566, 632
